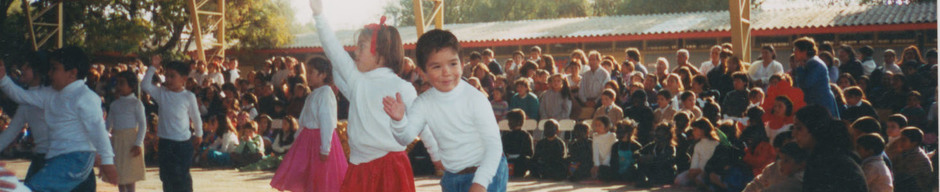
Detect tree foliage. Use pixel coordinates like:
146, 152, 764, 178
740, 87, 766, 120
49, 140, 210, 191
0, 0, 293, 61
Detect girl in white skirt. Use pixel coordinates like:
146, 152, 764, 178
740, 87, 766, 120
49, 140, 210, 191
107, 71, 148, 192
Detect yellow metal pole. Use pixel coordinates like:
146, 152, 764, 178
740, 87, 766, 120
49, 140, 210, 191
188, 0, 207, 63
22, 0, 37, 51
217, 0, 225, 59
413, 0, 425, 37
729, 0, 751, 62
434, 0, 443, 29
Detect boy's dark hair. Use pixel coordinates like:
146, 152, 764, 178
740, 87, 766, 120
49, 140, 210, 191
748, 87, 764, 99
630, 90, 647, 106
773, 131, 793, 148
573, 122, 590, 139
856, 133, 885, 154
731, 71, 749, 84
615, 119, 637, 142
702, 100, 721, 123
746, 106, 764, 124
679, 91, 695, 102
165, 60, 192, 76
306, 57, 333, 84
601, 88, 616, 100
654, 122, 678, 146
843, 86, 865, 98
25, 50, 51, 86
859, 45, 875, 57
519, 61, 539, 76
506, 109, 526, 129
50, 47, 90, 79
888, 114, 909, 127
625, 48, 642, 62
593, 116, 612, 130
543, 119, 559, 137
414, 29, 459, 71
468, 51, 482, 60
793, 37, 818, 57
513, 78, 530, 89
657, 90, 672, 100
779, 142, 809, 163
900, 127, 924, 144
673, 111, 691, 127
117, 71, 139, 93
851, 116, 881, 134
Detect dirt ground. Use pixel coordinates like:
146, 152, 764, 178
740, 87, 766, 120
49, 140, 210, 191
3, 159, 694, 192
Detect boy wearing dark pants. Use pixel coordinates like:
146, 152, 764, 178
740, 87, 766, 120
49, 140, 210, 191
0, 47, 118, 191
142, 56, 204, 192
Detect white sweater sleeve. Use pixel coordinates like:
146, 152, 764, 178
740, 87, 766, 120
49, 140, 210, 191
135, 99, 148, 146
78, 93, 114, 165
471, 95, 504, 188
0, 77, 44, 108
140, 67, 161, 98
315, 15, 357, 96
188, 93, 203, 138
317, 88, 338, 155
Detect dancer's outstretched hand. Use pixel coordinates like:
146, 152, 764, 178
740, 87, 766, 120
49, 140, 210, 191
382, 92, 405, 121
309, 0, 322, 16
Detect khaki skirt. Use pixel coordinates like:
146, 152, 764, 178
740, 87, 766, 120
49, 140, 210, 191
111, 128, 146, 184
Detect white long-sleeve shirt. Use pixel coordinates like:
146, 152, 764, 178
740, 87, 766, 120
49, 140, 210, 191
142, 67, 203, 141
299, 85, 338, 155
592, 132, 617, 166
209, 132, 239, 153
107, 94, 148, 146
206, 72, 224, 86
691, 139, 720, 170
315, 14, 438, 164
748, 60, 784, 84
578, 68, 610, 103
861, 59, 877, 76
0, 86, 51, 154
0, 77, 114, 165
391, 81, 502, 187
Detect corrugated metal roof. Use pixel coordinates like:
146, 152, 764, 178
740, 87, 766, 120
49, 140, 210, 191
282, 2, 936, 49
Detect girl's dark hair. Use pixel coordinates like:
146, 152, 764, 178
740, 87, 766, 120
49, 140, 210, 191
779, 142, 809, 163
49, 47, 91, 79
773, 131, 793, 148
692, 75, 710, 90
819, 51, 835, 68
774, 96, 794, 116
306, 57, 333, 84
615, 119, 637, 142
796, 105, 853, 152
25, 50, 51, 86
280, 115, 298, 145
839, 45, 858, 61
549, 74, 571, 99
679, 91, 696, 102
541, 55, 556, 74
717, 120, 740, 140
691, 118, 720, 141
117, 71, 139, 95
742, 121, 769, 144
593, 116, 612, 130
702, 100, 721, 124
746, 106, 764, 125
888, 114, 909, 127
573, 122, 590, 139
761, 45, 777, 59
631, 90, 647, 106
361, 24, 405, 74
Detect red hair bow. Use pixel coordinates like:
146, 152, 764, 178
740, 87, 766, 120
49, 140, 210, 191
364, 16, 387, 55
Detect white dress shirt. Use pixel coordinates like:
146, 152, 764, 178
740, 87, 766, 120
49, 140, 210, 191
107, 94, 148, 146
0, 78, 114, 164
578, 68, 611, 102
228, 69, 240, 84
299, 85, 339, 155
0, 86, 50, 154
592, 132, 617, 166
316, 14, 438, 164
391, 81, 501, 187
207, 72, 224, 86
142, 67, 204, 141
700, 61, 716, 75
748, 60, 784, 84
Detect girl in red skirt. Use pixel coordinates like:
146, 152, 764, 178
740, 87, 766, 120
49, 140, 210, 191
304, 0, 439, 191
270, 57, 349, 192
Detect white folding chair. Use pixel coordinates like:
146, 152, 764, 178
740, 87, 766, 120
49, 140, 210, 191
522, 119, 538, 131
581, 119, 593, 127
558, 119, 577, 140
537, 119, 551, 131
498, 119, 510, 131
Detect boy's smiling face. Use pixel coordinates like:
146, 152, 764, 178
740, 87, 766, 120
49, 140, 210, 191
423, 47, 462, 92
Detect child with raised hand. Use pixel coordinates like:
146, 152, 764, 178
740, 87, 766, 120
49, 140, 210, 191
271, 57, 348, 191
309, 0, 439, 191
382, 29, 507, 192
0, 47, 118, 191
143, 55, 203, 191
107, 71, 148, 192
0, 51, 52, 182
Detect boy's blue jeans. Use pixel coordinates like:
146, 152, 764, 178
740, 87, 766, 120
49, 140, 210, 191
440, 156, 509, 192
24, 151, 95, 192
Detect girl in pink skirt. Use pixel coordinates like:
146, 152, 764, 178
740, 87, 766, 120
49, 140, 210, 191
270, 57, 348, 192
